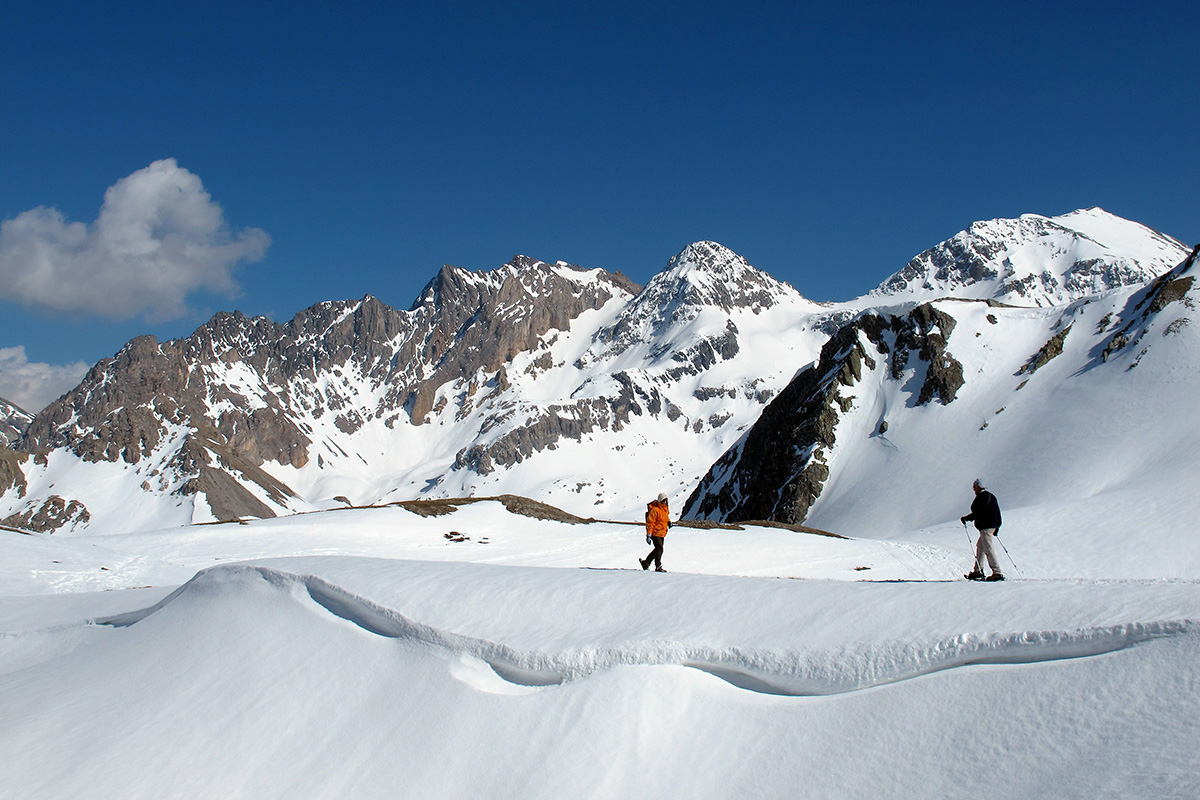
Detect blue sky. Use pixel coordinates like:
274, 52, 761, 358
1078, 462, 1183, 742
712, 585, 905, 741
1, 0, 1197, 411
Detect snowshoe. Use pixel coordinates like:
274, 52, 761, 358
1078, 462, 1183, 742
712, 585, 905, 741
984, 573, 1006, 582
655, 567, 667, 573
964, 570, 985, 581
639, 558, 650, 571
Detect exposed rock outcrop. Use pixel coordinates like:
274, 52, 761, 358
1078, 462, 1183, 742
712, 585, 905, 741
0, 444, 28, 500
0, 398, 33, 447
1102, 245, 1199, 364
684, 303, 967, 525
2, 494, 90, 533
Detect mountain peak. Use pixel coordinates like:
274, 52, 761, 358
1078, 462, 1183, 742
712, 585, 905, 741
872, 209, 1189, 306
666, 241, 755, 283
650, 240, 810, 314
581, 241, 814, 366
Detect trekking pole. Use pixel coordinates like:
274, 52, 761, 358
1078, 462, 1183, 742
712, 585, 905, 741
962, 522, 977, 574
995, 533, 1024, 579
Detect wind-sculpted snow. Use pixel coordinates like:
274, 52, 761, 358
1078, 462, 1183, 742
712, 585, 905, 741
98, 564, 1196, 698
7, 531, 1200, 799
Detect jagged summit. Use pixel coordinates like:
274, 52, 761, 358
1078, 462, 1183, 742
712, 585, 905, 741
585, 241, 817, 364
872, 208, 1189, 306
657, 240, 811, 314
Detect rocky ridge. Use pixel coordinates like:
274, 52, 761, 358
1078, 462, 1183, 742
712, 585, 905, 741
6, 257, 642, 530
4, 242, 824, 532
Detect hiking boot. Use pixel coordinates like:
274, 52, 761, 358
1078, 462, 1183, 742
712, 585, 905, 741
984, 573, 1006, 582
639, 558, 650, 571
655, 567, 667, 573
964, 570, 985, 581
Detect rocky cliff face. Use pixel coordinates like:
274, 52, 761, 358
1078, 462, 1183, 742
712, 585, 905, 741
0, 444, 27, 502
6, 256, 644, 530
0, 397, 32, 447
393, 258, 642, 423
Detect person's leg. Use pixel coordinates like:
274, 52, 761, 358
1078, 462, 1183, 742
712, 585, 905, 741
978, 528, 1003, 576
651, 536, 664, 570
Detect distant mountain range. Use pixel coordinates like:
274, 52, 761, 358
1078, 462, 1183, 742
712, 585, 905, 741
1, 208, 1195, 538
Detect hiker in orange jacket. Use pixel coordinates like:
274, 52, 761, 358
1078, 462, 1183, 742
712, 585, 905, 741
640, 492, 670, 572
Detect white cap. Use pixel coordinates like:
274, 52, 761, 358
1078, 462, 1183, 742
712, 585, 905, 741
657, 492, 668, 503
973, 478, 985, 489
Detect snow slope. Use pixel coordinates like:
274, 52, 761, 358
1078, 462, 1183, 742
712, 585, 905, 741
1, 500, 1197, 799
807, 256, 1200, 578
684, 241, 1200, 586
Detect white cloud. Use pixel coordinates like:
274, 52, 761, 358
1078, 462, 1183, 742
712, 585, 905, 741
0, 159, 270, 320
0, 346, 89, 414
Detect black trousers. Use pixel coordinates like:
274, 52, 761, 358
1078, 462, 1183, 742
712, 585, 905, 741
644, 536, 665, 569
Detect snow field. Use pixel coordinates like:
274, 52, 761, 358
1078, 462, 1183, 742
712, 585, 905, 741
2, 537, 1197, 799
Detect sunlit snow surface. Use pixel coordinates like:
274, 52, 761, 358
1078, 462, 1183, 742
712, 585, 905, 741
2, 502, 1197, 799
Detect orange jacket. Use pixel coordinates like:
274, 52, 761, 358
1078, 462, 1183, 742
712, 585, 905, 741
645, 500, 670, 538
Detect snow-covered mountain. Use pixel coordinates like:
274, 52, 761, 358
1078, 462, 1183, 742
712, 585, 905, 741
871, 208, 1186, 305
0, 211, 1192, 537
687, 241, 1200, 575
0, 243, 826, 533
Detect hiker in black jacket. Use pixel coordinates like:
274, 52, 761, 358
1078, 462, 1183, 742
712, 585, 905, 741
961, 478, 1005, 581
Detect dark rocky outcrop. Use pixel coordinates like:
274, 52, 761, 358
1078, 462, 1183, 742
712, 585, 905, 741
684, 303, 966, 525
1019, 326, 1073, 375
1102, 245, 1199, 364
683, 314, 887, 524
0, 444, 28, 500
892, 304, 965, 405
2, 495, 90, 533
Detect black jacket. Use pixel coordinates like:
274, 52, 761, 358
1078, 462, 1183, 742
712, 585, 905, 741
965, 490, 1002, 531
